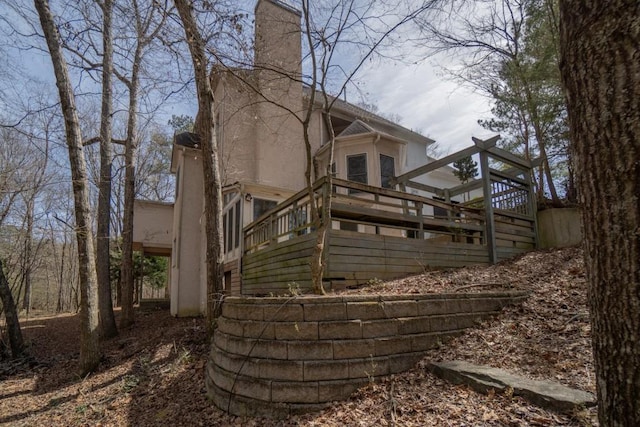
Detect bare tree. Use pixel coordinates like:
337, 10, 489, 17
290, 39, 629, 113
35, 0, 101, 374
559, 1, 640, 424
417, 0, 566, 204
0, 259, 25, 358
116, 0, 169, 328
222, 0, 436, 293
96, 0, 118, 338
303, 0, 435, 293
173, 0, 226, 329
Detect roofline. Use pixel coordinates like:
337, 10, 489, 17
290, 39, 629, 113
134, 199, 175, 207
315, 130, 407, 157
255, 0, 301, 17
303, 87, 436, 146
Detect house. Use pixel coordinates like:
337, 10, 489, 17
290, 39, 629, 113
133, 0, 531, 316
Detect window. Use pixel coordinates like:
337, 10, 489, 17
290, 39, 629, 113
226, 210, 233, 253
234, 200, 241, 248
380, 154, 395, 189
223, 199, 242, 255
433, 197, 460, 219
253, 198, 278, 221
331, 162, 337, 193
347, 154, 367, 194
347, 154, 367, 185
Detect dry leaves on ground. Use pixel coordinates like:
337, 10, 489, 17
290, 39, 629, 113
0, 246, 597, 426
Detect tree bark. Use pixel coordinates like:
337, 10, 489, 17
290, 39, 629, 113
119, 35, 142, 330
21, 199, 34, 315
35, 0, 101, 375
174, 0, 225, 332
559, 2, 640, 425
0, 259, 25, 358
97, 0, 118, 339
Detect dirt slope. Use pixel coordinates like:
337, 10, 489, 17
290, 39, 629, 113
0, 247, 597, 426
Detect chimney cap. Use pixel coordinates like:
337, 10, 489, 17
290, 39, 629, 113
255, 0, 302, 17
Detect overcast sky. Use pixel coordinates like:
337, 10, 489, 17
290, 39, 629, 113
355, 58, 497, 156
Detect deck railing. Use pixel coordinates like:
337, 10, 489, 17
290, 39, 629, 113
244, 177, 492, 255
243, 178, 326, 254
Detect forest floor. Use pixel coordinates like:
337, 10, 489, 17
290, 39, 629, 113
0, 246, 597, 426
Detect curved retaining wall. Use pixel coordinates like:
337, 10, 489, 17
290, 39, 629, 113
206, 292, 528, 418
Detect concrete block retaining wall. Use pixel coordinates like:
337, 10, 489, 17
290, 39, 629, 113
206, 292, 528, 418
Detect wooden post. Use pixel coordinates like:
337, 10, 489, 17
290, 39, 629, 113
399, 183, 411, 237
525, 166, 539, 248
270, 213, 277, 244
479, 151, 498, 263
417, 201, 424, 239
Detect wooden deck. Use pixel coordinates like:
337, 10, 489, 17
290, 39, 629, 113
242, 168, 537, 295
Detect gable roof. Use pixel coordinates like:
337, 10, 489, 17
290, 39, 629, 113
338, 120, 375, 137
304, 87, 436, 147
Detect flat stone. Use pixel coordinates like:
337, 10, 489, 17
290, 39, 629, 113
428, 360, 596, 412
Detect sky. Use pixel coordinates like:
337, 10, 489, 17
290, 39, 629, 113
0, 0, 498, 160
357, 59, 496, 155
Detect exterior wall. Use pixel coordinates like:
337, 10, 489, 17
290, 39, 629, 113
242, 182, 296, 223
215, 73, 259, 186
220, 182, 297, 295
316, 134, 406, 188
308, 107, 325, 154
171, 148, 204, 317
254, 0, 305, 191
132, 200, 173, 253
537, 207, 583, 248
207, 291, 528, 418
224, 259, 241, 296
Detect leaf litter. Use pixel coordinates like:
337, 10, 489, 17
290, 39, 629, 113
0, 246, 597, 426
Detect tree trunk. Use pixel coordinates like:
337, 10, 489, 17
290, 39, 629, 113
21, 199, 34, 315
35, 0, 101, 375
174, 0, 226, 333
97, 0, 118, 339
0, 259, 25, 358
119, 40, 142, 329
559, 2, 640, 425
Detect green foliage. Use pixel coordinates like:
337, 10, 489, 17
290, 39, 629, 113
167, 115, 194, 133
452, 156, 478, 184
476, 0, 572, 201
110, 248, 167, 290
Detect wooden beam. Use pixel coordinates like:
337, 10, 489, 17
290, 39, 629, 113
393, 136, 499, 184
449, 179, 483, 198
479, 150, 498, 264
524, 161, 540, 248
471, 138, 533, 170
472, 135, 501, 150
490, 168, 528, 186
531, 157, 543, 168
403, 180, 445, 197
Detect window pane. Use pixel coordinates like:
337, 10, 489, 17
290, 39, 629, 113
234, 200, 241, 248
253, 198, 278, 221
223, 212, 228, 252
347, 154, 367, 184
380, 154, 395, 189
227, 209, 233, 253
